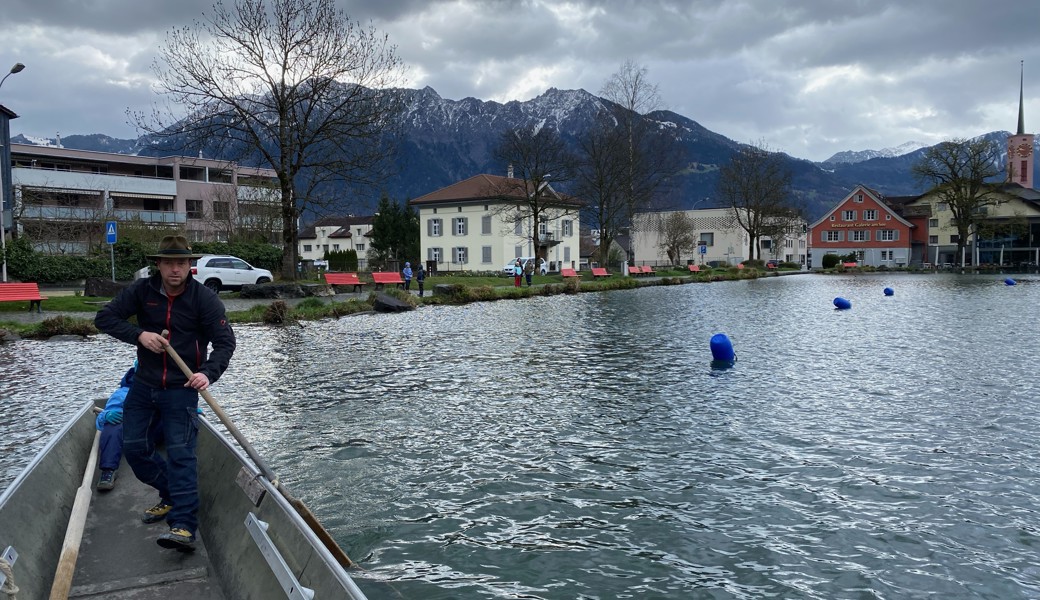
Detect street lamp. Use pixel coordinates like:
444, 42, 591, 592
0, 62, 25, 282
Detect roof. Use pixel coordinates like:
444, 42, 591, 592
809, 184, 915, 229
298, 215, 374, 239
409, 173, 581, 207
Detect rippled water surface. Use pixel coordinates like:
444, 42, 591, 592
3, 273, 1040, 599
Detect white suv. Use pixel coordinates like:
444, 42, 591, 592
191, 255, 273, 292
502, 257, 548, 275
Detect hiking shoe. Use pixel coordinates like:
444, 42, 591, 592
141, 501, 173, 524
97, 469, 116, 491
157, 527, 196, 552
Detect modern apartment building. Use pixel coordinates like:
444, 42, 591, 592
7, 143, 279, 254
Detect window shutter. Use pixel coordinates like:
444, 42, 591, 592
427, 220, 433, 236
462, 217, 468, 235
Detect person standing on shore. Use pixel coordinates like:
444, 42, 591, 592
416, 262, 426, 297
513, 259, 523, 288
402, 262, 413, 290
94, 235, 236, 552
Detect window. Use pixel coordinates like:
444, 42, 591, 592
188, 230, 205, 242
179, 166, 205, 181
482, 246, 492, 263
482, 215, 491, 235
213, 201, 230, 220
829, 215, 835, 221
185, 199, 202, 220
333, 244, 340, 251
700, 232, 714, 246
842, 210, 856, 221
453, 217, 468, 235
928, 235, 938, 244
514, 217, 523, 235
355, 243, 365, 252
357, 228, 363, 236
852, 230, 868, 242
429, 247, 442, 262
785, 239, 794, 248
303, 244, 312, 252
453, 247, 468, 264
950, 234, 959, 244
824, 231, 841, 242
878, 230, 898, 241
936, 203, 947, 211
429, 218, 442, 237
929, 218, 939, 227
322, 244, 329, 252
1021, 160, 1029, 183
457, 206, 463, 212
562, 219, 573, 236
881, 250, 892, 261
854, 194, 864, 203
761, 239, 772, 249
863, 209, 877, 220
515, 246, 523, 258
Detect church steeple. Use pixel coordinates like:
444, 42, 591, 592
1008, 60, 1035, 189
1018, 60, 1026, 136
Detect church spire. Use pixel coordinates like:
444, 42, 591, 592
1018, 60, 1025, 136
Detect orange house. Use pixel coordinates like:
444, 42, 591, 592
808, 185, 914, 268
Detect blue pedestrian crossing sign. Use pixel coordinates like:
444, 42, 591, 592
106, 221, 117, 244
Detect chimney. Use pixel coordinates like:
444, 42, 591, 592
507, 164, 514, 178
55, 132, 62, 148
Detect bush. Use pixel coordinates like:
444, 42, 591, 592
262, 300, 296, 325
821, 254, 841, 269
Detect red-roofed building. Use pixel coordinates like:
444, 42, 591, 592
808, 185, 915, 268
409, 173, 581, 272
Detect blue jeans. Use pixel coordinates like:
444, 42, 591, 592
99, 423, 123, 471
122, 382, 200, 533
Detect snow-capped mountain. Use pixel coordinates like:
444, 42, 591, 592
822, 141, 929, 165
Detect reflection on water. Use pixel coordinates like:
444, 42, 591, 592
3, 273, 1040, 599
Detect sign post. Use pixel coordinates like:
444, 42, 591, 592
105, 221, 117, 282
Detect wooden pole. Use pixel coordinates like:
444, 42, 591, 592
159, 331, 355, 569
49, 429, 101, 600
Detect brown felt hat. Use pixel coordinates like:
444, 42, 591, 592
146, 235, 204, 260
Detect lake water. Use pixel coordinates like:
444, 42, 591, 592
3, 273, 1040, 599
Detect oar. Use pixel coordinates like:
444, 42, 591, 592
159, 330, 355, 569
49, 427, 101, 599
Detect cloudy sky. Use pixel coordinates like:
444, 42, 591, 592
1, 0, 1038, 162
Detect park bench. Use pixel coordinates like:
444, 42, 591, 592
0, 282, 47, 313
687, 264, 700, 272
843, 262, 858, 268
560, 268, 580, 278
629, 265, 645, 276
371, 271, 405, 290
591, 267, 610, 278
642, 265, 656, 275
323, 272, 367, 293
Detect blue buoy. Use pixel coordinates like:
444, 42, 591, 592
883, 287, 894, 296
833, 297, 852, 310
710, 333, 736, 368
1005, 278, 1017, 286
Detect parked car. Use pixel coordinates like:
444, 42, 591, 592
191, 255, 273, 292
502, 257, 548, 275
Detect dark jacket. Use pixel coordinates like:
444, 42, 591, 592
94, 273, 236, 389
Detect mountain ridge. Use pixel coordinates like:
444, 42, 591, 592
9, 87, 1029, 220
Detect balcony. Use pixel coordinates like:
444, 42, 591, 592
14, 166, 178, 197
19, 205, 186, 224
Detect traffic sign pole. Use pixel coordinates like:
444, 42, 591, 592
105, 221, 117, 281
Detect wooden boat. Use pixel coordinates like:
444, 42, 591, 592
0, 399, 369, 599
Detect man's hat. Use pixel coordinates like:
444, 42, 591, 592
146, 235, 204, 260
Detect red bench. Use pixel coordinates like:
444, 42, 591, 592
560, 268, 580, 278
371, 271, 405, 289
643, 265, 656, 275
687, 264, 700, 272
629, 265, 644, 276
843, 262, 858, 268
591, 267, 610, 278
323, 272, 366, 292
0, 282, 47, 313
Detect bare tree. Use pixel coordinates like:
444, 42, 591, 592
587, 60, 679, 264
131, 0, 406, 279
655, 211, 698, 266
912, 137, 1004, 265
492, 126, 579, 263
717, 142, 795, 261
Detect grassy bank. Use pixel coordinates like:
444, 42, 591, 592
0, 266, 768, 339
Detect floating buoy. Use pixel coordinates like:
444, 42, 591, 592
710, 333, 736, 368
833, 297, 852, 310
883, 287, 894, 296
1005, 278, 1017, 286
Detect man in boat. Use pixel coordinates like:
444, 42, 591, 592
94, 235, 236, 552
95, 362, 137, 491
